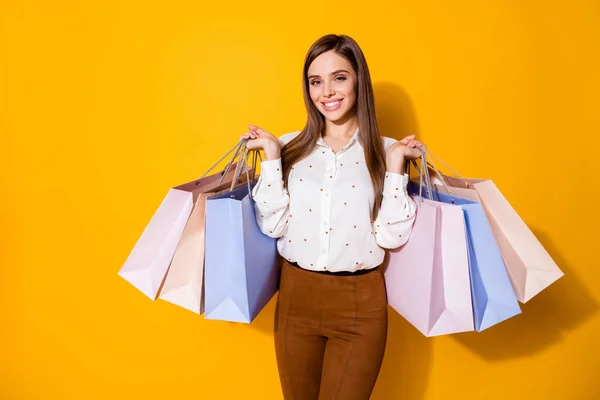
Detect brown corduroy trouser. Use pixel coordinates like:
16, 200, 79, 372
274, 260, 388, 400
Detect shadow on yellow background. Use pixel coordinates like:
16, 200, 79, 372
376, 82, 598, 360
2, 0, 600, 399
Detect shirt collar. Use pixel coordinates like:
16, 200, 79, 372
316, 127, 361, 151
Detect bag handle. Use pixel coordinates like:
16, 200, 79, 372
409, 147, 465, 205
231, 142, 250, 192
426, 150, 464, 178
229, 140, 263, 199
218, 139, 248, 186
194, 140, 246, 186
196, 137, 266, 199
407, 148, 434, 202
221, 139, 262, 190
423, 151, 453, 196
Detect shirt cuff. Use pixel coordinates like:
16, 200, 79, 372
259, 158, 284, 181
383, 172, 409, 195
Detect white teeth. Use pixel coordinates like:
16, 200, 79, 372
325, 100, 341, 107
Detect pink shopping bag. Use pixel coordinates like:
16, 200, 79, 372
385, 196, 473, 337
119, 141, 252, 300
156, 192, 209, 313
158, 147, 261, 314
425, 159, 563, 303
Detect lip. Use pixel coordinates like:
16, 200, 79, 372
321, 98, 343, 112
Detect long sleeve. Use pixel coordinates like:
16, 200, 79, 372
252, 157, 290, 238
373, 171, 417, 249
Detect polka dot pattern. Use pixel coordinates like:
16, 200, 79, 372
251, 131, 416, 272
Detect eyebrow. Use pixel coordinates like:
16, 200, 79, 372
307, 69, 350, 79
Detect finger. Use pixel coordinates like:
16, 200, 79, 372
408, 140, 417, 147
248, 125, 268, 136
399, 135, 415, 145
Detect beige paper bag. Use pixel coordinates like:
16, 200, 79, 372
158, 192, 209, 314
426, 169, 564, 303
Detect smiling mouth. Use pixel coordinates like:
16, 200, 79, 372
322, 99, 343, 111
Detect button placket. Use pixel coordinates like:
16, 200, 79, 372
317, 152, 334, 269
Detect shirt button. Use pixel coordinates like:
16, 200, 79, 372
323, 221, 327, 226
322, 249, 327, 254
325, 193, 330, 197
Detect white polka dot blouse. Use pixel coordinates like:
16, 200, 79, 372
251, 129, 417, 273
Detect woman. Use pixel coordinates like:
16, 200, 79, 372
240, 34, 425, 400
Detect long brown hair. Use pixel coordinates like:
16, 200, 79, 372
281, 34, 386, 221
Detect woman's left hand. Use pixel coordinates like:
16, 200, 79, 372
386, 135, 426, 161
385, 135, 426, 174
399, 134, 426, 157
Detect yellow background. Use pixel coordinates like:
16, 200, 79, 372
2, 0, 599, 398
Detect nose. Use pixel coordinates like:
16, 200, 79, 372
323, 81, 335, 97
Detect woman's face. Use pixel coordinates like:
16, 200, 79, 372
307, 51, 357, 123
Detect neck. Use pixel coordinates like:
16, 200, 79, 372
322, 114, 359, 139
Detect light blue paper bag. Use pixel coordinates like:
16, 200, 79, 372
408, 181, 521, 331
204, 180, 280, 323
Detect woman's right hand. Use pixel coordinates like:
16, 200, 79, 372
240, 125, 281, 160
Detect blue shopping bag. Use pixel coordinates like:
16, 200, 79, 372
204, 181, 280, 323
408, 181, 521, 331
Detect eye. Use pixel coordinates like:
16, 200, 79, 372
335, 76, 347, 81
310, 80, 320, 86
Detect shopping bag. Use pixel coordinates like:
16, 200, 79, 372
158, 145, 260, 313
156, 192, 209, 313
408, 178, 522, 332
204, 147, 280, 323
119, 141, 251, 300
425, 154, 564, 303
385, 154, 474, 336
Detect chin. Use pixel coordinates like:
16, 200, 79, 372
319, 108, 349, 123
